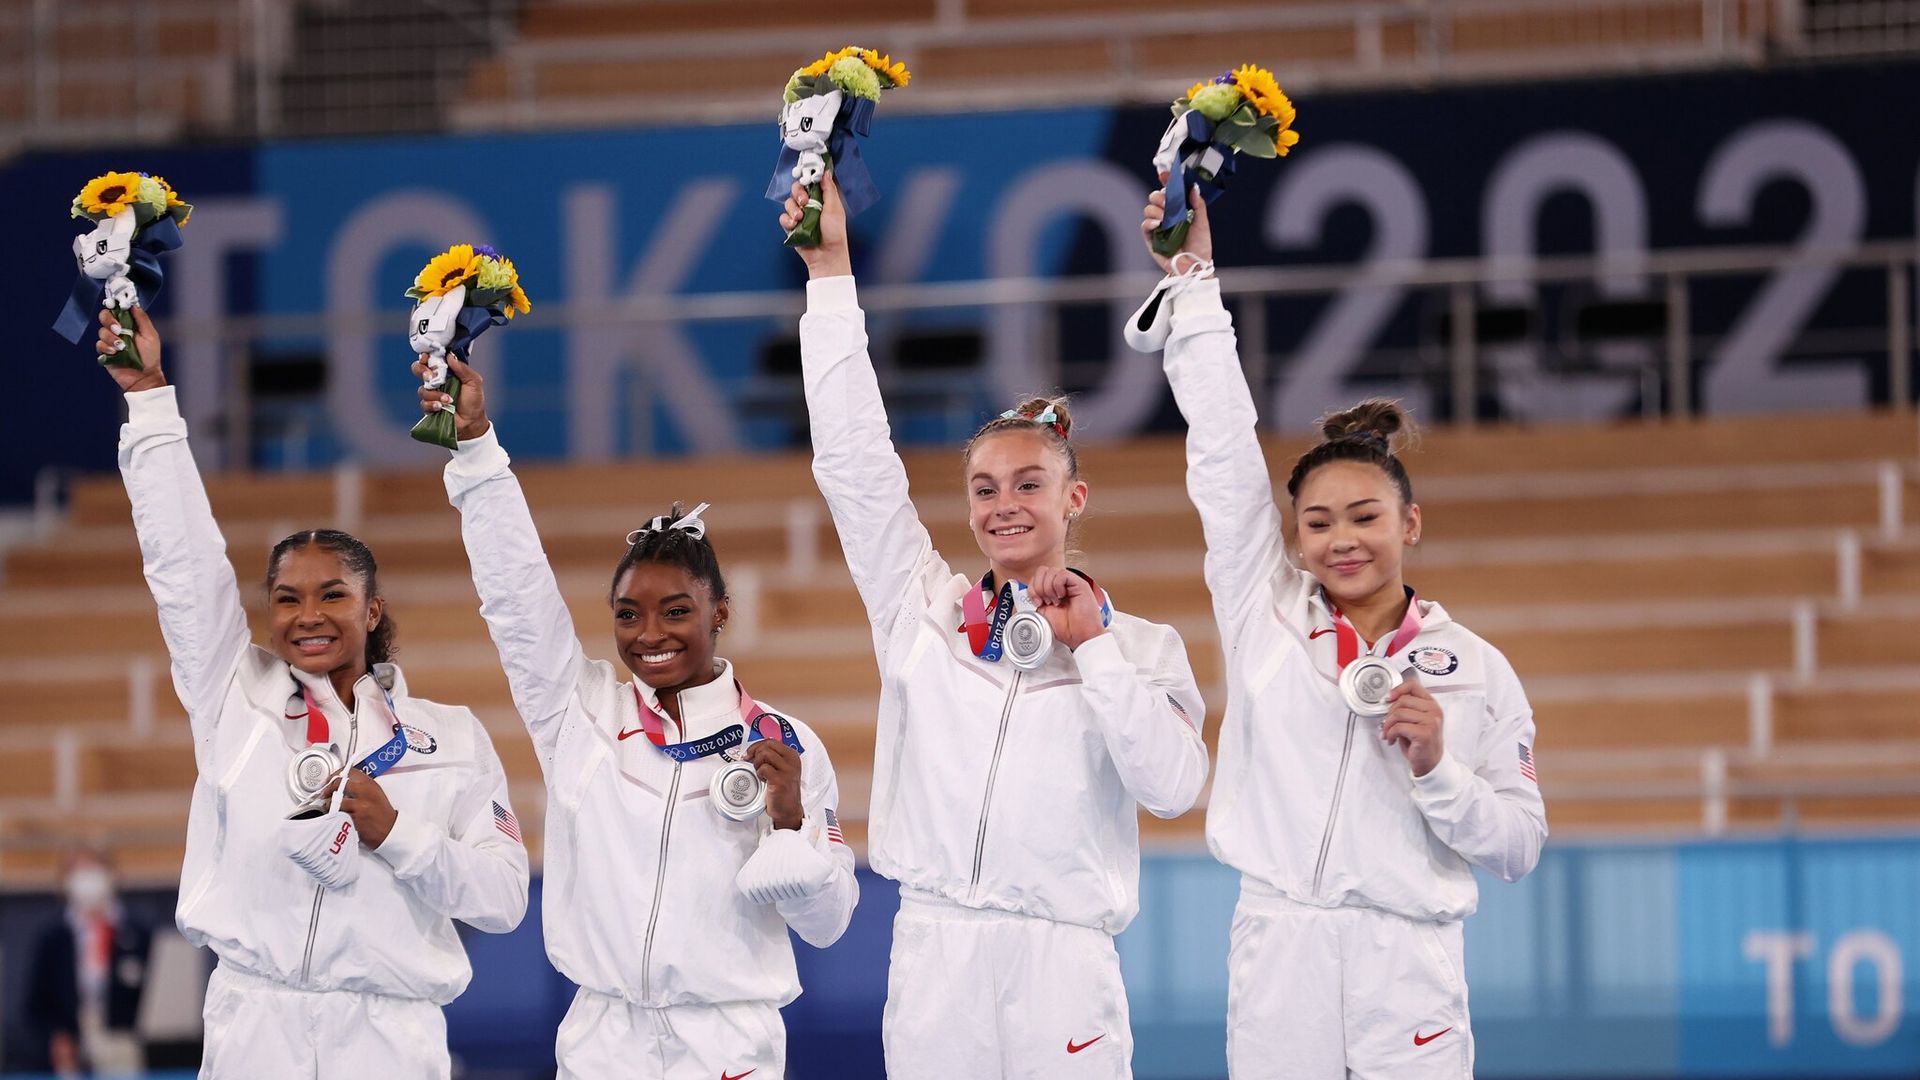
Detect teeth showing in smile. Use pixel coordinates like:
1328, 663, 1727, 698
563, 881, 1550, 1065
640, 651, 680, 664
294, 637, 334, 647
990, 526, 1031, 536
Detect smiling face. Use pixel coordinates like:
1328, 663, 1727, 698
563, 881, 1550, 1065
1293, 460, 1422, 609
611, 561, 728, 694
268, 544, 381, 683
965, 428, 1088, 582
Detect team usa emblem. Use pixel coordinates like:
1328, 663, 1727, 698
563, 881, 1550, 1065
1409, 646, 1458, 676
401, 724, 438, 753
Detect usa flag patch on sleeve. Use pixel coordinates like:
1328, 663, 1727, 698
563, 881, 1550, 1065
1517, 743, 1537, 783
492, 801, 522, 843
823, 807, 845, 845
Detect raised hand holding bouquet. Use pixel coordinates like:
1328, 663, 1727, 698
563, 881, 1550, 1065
766, 46, 909, 248
54, 171, 192, 370
1149, 64, 1298, 258
407, 243, 531, 449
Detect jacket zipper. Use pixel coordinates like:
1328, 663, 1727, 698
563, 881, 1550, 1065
969, 671, 1023, 898
1311, 711, 1359, 897
640, 760, 683, 1001
298, 693, 359, 987
298, 885, 325, 986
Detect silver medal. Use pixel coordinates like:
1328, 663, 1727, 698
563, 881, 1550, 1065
287, 746, 341, 804
1003, 609, 1053, 671
1339, 656, 1402, 717
711, 759, 767, 821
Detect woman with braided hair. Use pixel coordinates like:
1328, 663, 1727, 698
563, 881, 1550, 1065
99, 309, 527, 1079
780, 176, 1209, 1078
1137, 186, 1547, 1078
416, 355, 857, 1079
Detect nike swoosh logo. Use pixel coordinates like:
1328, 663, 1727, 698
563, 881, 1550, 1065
1066, 1035, 1105, 1054
1309, 628, 1335, 639
617, 727, 647, 741
721, 1071, 755, 1080
1414, 1027, 1451, 1046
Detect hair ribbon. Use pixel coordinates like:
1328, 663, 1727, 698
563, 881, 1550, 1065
626, 501, 711, 546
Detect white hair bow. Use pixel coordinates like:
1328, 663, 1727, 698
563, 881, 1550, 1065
626, 502, 711, 546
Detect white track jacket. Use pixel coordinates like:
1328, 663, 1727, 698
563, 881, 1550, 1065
443, 427, 858, 1007
801, 276, 1210, 935
120, 386, 528, 1004
1162, 279, 1547, 922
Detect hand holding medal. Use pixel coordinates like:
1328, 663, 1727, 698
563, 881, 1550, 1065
1380, 674, 1446, 777
767, 46, 909, 248
54, 171, 191, 371
1025, 565, 1109, 652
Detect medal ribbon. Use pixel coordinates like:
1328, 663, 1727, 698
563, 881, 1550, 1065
961, 570, 1113, 663
629, 680, 804, 762
296, 683, 410, 778
1326, 586, 1423, 673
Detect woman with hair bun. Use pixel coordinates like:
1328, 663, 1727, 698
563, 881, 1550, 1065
418, 353, 857, 1079
1138, 190, 1547, 1079
99, 309, 528, 1079
781, 175, 1210, 1079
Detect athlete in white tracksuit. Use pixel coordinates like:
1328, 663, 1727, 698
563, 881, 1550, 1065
1137, 194, 1548, 1078
104, 310, 529, 1079
425, 358, 859, 1080
782, 176, 1210, 1079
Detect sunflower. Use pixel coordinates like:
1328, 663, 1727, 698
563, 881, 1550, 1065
1229, 64, 1295, 125
802, 47, 860, 78
507, 283, 531, 318
412, 244, 481, 299
77, 171, 145, 218
859, 49, 910, 87
148, 174, 193, 224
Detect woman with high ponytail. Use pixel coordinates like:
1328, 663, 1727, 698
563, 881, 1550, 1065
96, 310, 527, 1078
1138, 186, 1547, 1079
781, 175, 1209, 1078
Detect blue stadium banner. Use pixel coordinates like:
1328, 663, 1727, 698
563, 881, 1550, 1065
6, 60, 1919, 501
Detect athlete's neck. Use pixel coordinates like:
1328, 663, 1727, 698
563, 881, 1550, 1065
328, 663, 368, 710
990, 554, 1066, 588
656, 661, 725, 725
1336, 579, 1412, 646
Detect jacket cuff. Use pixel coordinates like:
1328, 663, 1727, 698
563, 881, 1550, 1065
1410, 753, 1473, 802
124, 384, 182, 426
805, 276, 859, 314
443, 423, 511, 498
1070, 631, 1127, 673
1168, 276, 1227, 321
371, 810, 438, 877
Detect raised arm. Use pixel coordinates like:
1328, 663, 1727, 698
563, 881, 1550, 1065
371, 711, 531, 932
105, 308, 249, 760
1142, 195, 1294, 639
785, 176, 940, 645
427, 358, 590, 766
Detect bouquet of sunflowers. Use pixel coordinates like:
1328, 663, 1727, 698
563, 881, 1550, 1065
765, 46, 910, 248
53, 171, 193, 370
406, 243, 531, 449
1149, 64, 1299, 256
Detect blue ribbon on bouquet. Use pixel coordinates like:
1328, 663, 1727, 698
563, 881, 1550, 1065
1157, 110, 1241, 243
763, 94, 882, 218
51, 217, 184, 345
446, 304, 508, 362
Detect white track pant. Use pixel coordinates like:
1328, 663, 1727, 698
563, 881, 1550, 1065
555, 987, 785, 1080
198, 963, 449, 1079
883, 890, 1133, 1080
1227, 883, 1473, 1080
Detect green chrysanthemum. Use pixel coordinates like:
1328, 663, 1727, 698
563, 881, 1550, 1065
136, 176, 171, 218
828, 56, 882, 101
1190, 83, 1243, 122
473, 255, 515, 293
